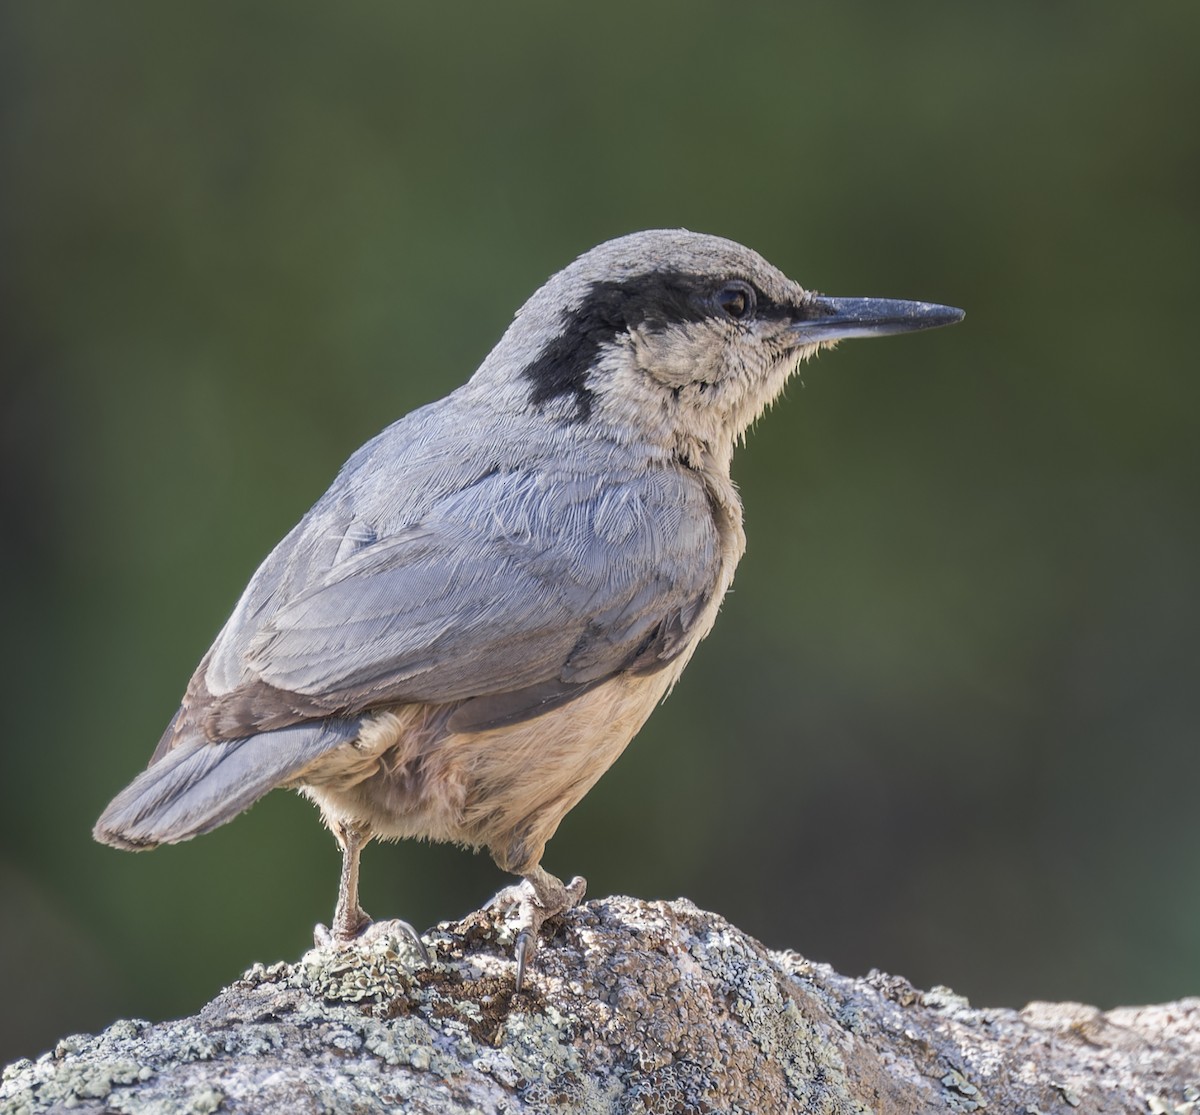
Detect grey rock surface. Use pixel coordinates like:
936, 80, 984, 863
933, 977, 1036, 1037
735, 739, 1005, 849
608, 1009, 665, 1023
2, 897, 1196, 1114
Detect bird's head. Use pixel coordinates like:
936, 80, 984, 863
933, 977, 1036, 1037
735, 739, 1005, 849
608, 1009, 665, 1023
474, 230, 963, 469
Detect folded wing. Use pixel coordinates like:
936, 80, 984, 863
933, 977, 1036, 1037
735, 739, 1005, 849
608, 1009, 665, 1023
195, 460, 721, 740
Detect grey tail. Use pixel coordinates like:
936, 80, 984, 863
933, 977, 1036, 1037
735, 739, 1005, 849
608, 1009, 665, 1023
93, 717, 362, 850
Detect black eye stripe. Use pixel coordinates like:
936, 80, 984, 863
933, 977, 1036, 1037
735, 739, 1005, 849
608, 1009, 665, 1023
523, 270, 779, 421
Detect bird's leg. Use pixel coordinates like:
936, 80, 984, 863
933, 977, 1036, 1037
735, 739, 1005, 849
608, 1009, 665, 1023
313, 819, 429, 961
332, 819, 373, 940
312, 818, 373, 945
488, 865, 586, 992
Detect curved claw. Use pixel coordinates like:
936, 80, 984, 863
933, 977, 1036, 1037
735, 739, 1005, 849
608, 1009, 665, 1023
488, 868, 587, 990
514, 929, 534, 994
395, 919, 432, 964
359, 917, 432, 964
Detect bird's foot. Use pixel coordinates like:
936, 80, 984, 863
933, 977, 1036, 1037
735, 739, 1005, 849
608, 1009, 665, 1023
314, 900, 372, 947
314, 908, 429, 963
488, 869, 586, 992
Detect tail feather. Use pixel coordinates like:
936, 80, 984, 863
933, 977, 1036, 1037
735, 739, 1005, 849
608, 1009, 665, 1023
93, 717, 361, 850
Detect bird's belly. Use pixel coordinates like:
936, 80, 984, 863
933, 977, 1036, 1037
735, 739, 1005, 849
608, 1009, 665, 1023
299, 664, 684, 871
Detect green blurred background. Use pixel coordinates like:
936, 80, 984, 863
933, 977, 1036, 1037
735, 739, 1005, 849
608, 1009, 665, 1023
2, 0, 1198, 1065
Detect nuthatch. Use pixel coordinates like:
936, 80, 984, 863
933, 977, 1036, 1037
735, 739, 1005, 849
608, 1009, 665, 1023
95, 230, 963, 988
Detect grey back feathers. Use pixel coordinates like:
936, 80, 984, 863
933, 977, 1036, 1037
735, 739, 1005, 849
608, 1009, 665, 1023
214, 447, 719, 722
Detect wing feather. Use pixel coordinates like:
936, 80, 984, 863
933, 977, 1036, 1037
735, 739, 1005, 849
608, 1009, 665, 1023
244, 466, 719, 713
182, 407, 723, 739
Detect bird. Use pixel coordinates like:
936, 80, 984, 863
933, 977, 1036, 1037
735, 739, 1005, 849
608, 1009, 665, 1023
94, 229, 964, 989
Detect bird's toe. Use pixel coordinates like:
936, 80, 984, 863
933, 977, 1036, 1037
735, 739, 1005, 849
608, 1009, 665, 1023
487, 870, 587, 991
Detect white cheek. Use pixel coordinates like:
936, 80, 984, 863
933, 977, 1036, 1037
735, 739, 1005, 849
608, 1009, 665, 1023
631, 325, 723, 388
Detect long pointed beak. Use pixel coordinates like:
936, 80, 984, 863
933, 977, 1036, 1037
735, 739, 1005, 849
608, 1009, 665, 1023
790, 295, 964, 344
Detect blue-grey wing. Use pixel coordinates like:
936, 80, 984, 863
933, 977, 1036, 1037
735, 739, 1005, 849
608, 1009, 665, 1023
196, 459, 721, 738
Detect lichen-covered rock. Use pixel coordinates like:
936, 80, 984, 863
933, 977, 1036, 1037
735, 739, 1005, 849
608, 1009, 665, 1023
1, 898, 1196, 1114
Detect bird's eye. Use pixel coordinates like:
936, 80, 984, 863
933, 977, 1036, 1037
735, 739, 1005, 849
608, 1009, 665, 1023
715, 281, 756, 321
